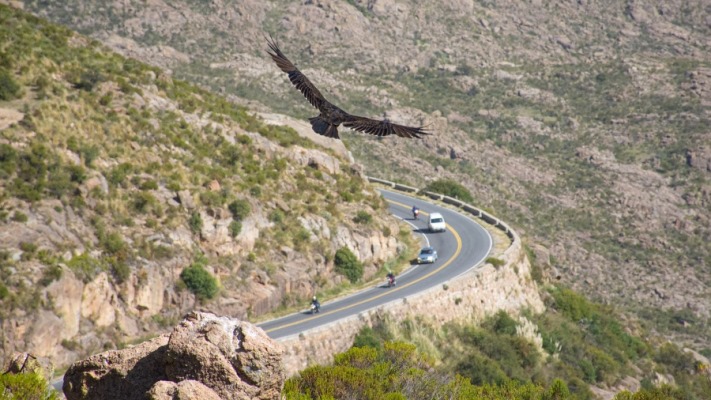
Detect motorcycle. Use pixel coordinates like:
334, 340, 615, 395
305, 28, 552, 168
310, 302, 320, 314
412, 208, 420, 220
387, 276, 396, 288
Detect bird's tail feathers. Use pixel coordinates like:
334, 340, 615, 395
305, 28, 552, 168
309, 116, 339, 139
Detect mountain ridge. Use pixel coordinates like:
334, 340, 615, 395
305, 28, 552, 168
0, 3, 412, 369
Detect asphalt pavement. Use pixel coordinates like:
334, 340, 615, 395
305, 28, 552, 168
258, 189, 493, 339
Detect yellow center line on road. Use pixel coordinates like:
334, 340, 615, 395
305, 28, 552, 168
265, 199, 462, 334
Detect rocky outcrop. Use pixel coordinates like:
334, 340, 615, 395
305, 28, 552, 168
63, 312, 284, 400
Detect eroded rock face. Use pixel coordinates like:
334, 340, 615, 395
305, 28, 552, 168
63, 312, 284, 400
63, 334, 170, 400
147, 380, 222, 400
164, 312, 285, 400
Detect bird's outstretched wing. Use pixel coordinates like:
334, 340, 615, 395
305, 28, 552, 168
267, 36, 325, 110
342, 115, 429, 138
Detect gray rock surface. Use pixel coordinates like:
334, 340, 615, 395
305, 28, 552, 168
63, 312, 284, 400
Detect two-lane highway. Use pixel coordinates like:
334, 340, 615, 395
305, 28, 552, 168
258, 189, 493, 339
52, 189, 493, 392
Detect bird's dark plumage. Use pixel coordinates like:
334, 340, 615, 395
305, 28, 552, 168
267, 37, 429, 140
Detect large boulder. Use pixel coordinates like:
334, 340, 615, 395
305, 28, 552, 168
63, 312, 284, 400
164, 311, 285, 400
63, 334, 170, 400
147, 380, 222, 400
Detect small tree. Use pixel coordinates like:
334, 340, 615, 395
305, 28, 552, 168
0, 68, 21, 100
188, 211, 203, 234
334, 247, 363, 284
228, 199, 251, 221
353, 211, 372, 224
180, 263, 218, 299
228, 220, 242, 238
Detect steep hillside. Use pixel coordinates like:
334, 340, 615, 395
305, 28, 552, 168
15, 0, 710, 350
0, 4, 412, 368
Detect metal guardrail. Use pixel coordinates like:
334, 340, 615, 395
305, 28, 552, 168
367, 176, 518, 243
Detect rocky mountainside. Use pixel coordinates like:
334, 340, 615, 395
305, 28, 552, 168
13, 0, 709, 349
0, 4, 410, 370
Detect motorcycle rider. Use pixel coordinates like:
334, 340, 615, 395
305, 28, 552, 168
311, 296, 320, 313
412, 205, 420, 220
386, 272, 396, 287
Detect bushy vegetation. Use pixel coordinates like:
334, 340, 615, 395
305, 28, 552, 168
346, 289, 711, 400
423, 179, 474, 203
334, 247, 363, 283
0, 370, 59, 400
180, 257, 219, 300
0, 68, 22, 100
283, 341, 570, 400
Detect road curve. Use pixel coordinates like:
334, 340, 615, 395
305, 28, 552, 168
258, 189, 493, 339
51, 189, 493, 392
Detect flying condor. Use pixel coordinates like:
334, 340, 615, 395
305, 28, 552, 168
266, 37, 429, 140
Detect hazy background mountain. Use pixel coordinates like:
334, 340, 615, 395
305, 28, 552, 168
13, 0, 710, 349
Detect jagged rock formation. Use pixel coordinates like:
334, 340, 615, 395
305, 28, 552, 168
63, 312, 284, 400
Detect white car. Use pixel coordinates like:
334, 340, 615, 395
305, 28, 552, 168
428, 212, 446, 233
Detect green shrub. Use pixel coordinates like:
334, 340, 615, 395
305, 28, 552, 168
228, 220, 242, 238
269, 209, 285, 224
353, 211, 373, 224
0, 68, 21, 100
352, 326, 383, 350
613, 385, 686, 400
19, 242, 37, 254
180, 263, 218, 299
11, 211, 28, 222
188, 211, 203, 234
543, 379, 571, 400
139, 179, 158, 190
423, 179, 474, 203
0, 371, 59, 400
550, 287, 594, 321
131, 192, 158, 213
486, 257, 505, 268
654, 343, 695, 375
39, 264, 63, 286
0, 283, 10, 300
101, 232, 126, 257
334, 247, 363, 283
228, 199, 251, 221
0, 143, 18, 176
72, 69, 103, 91
110, 260, 131, 284
199, 190, 224, 207
67, 253, 105, 283
108, 163, 133, 187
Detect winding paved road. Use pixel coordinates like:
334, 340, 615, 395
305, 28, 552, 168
258, 189, 493, 339
52, 189, 493, 392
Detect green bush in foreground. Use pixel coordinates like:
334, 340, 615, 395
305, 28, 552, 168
283, 340, 574, 400
0, 371, 59, 400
